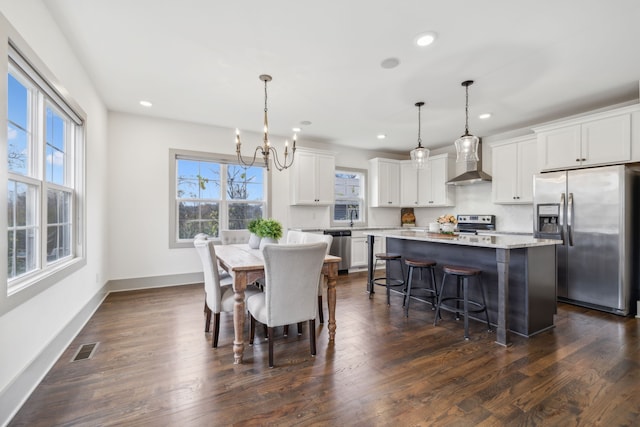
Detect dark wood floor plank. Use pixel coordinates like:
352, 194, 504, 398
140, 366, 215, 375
8, 273, 640, 426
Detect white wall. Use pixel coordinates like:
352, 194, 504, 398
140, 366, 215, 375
0, 0, 109, 420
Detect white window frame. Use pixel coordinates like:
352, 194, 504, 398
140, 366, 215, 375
1, 22, 86, 315
332, 168, 367, 227
169, 149, 269, 248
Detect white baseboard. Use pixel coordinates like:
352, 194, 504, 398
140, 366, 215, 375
107, 272, 203, 292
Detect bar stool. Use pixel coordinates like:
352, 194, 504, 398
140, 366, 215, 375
403, 258, 438, 317
370, 253, 405, 305
434, 265, 491, 340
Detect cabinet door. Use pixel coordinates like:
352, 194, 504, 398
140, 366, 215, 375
400, 161, 418, 206
492, 143, 518, 203
581, 114, 631, 167
537, 125, 581, 171
350, 237, 368, 267
379, 160, 400, 206
314, 153, 335, 204
425, 156, 454, 206
291, 151, 317, 204
516, 138, 537, 203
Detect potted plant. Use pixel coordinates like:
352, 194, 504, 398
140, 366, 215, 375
256, 218, 283, 249
247, 218, 263, 249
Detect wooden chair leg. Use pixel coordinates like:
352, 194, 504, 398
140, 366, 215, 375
309, 319, 316, 356
318, 295, 324, 324
249, 316, 256, 345
297, 322, 303, 335
268, 326, 275, 368
212, 312, 220, 348
204, 305, 212, 333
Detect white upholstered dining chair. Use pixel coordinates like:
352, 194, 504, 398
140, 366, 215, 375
219, 229, 250, 245
286, 231, 333, 324
193, 238, 261, 348
247, 242, 328, 367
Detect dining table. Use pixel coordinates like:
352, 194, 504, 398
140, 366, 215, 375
215, 243, 341, 364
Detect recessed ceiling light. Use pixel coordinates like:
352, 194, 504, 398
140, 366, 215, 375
415, 32, 437, 47
377, 134, 387, 140
139, 100, 152, 107
380, 58, 400, 69
478, 112, 492, 119
292, 127, 301, 132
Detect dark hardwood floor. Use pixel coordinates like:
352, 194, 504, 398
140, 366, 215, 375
9, 272, 640, 426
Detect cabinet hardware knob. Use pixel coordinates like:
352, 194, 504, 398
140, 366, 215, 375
582, 158, 587, 161
576, 158, 580, 162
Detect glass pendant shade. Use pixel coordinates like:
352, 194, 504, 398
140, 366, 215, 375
455, 80, 480, 163
410, 101, 429, 169
410, 146, 430, 169
454, 134, 480, 162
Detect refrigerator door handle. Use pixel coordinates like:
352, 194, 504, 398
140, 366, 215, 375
560, 192, 566, 245
567, 192, 574, 246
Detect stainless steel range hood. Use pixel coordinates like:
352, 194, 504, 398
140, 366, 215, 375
447, 141, 492, 185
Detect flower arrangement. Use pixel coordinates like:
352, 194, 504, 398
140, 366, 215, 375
436, 214, 457, 225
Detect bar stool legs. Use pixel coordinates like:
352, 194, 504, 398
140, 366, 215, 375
403, 258, 438, 318
434, 265, 491, 340
370, 253, 405, 305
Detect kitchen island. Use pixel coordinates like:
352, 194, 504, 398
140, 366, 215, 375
367, 230, 561, 346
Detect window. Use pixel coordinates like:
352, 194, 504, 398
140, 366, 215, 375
333, 169, 365, 225
4, 41, 85, 301
170, 150, 267, 247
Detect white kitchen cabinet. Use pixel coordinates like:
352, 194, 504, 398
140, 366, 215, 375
350, 230, 384, 268
535, 108, 632, 172
492, 135, 537, 204
369, 158, 400, 207
290, 148, 335, 205
400, 154, 455, 207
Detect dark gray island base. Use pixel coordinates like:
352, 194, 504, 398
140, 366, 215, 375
367, 231, 560, 345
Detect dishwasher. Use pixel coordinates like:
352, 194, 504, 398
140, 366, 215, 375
323, 230, 351, 274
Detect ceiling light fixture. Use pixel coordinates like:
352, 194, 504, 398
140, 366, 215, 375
139, 100, 152, 107
377, 134, 386, 140
235, 74, 296, 171
410, 101, 430, 169
454, 80, 480, 163
478, 112, 492, 119
415, 32, 437, 47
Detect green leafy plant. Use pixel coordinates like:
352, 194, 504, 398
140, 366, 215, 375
256, 218, 283, 240
247, 218, 263, 234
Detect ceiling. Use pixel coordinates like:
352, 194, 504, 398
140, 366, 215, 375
44, 0, 640, 155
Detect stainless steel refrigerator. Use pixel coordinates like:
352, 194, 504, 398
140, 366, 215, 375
533, 165, 639, 315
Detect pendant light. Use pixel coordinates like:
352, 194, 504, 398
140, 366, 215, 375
410, 101, 430, 169
454, 80, 480, 163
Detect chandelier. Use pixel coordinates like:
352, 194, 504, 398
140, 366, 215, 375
454, 80, 480, 163
235, 74, 296, 171
409, 101, 430, 169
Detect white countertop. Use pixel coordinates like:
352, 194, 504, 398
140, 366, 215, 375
366, 229, 561, 249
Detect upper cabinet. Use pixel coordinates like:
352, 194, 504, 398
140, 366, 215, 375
369, 158, 400, 207
491, 135, 537, 204
534, 106, 636, 172
400, 154, 455, 207
290, 148, 335, 205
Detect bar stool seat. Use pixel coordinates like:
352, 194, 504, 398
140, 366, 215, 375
370, 253, 405, 305
434, 264, 491, 340
403, 258, 438, 317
